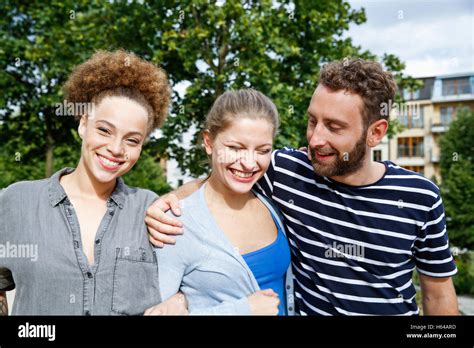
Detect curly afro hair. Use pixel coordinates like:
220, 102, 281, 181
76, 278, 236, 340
63, 49, 171, 135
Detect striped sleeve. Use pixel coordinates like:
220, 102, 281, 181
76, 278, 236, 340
413, 196, 457, 278
255, 149, 279, 198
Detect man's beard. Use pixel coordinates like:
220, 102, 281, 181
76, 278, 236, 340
310, 130, 367, 178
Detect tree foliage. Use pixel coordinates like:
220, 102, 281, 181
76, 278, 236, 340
439, 108, 474, 249
1, 0, 418, 189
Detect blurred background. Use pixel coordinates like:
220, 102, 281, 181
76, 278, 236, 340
1, 0, 473, 314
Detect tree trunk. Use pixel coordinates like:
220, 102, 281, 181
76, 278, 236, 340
44, 111, 54, 178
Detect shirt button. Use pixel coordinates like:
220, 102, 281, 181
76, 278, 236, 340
398, 294, 403, 299
109, 210, 115, 216
85, 311, 91, 316
286, 285, 291, 290
288, 199, 294, 205
87, 272, 93, 279
289, 307, 293, 311
95, 239, 100, 245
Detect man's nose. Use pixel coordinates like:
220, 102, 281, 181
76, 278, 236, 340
309, 124, 329, 148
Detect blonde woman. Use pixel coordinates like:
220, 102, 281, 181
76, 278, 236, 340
145, 90, 294, 316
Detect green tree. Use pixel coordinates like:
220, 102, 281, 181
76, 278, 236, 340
439, 108, 474, 249
1, 0, 419, 188
154, 1, 419, 176
0, 0, 169, 189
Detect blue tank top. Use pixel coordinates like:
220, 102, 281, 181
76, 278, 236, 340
242, 212, 291, 315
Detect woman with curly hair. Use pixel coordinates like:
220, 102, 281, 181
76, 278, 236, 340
0, 50, 185, 315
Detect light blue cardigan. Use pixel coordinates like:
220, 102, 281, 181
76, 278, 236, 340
154, 184, 295, 315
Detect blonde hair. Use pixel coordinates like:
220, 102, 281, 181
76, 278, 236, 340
204, 89, 280, 139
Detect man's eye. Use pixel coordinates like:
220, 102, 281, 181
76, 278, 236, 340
229, 146, 242, 151
259, 149, 271, 155
127, 139, 139, 145
329, 124, 342, 131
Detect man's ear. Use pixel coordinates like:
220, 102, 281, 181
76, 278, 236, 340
202, 130, 213, 156
78, 115, 87, 139
367, 119, 388, 148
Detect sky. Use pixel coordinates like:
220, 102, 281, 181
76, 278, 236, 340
346, 0, 474, 77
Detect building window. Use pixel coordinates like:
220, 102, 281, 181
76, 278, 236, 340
402, 89, 420, 100
440, 106, 455, 126
442, 78, 471, 96
397, 137, 424, 158
404, 165, 424, 175
398, 105, 424, 129
373, 150, 382, 162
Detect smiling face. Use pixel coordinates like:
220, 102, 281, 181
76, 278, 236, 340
78, 95, 149, 184
204, 117, 274, 195
306, 84, 368, 178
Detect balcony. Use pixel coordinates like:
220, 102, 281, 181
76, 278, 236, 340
430, 149, 440, 163
430, 119, 450, 133
431, 123, 449, 133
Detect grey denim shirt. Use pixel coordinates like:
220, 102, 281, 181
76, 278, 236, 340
155, 184, 295, 315
0, 168, 161, 315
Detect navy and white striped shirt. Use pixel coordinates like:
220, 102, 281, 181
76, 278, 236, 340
255, 148, 457, 316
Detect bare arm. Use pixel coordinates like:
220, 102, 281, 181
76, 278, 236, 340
0, 291, 8, 316
146, 179, 204, 247
173, 179, 204, 200
419, 274, 459, 315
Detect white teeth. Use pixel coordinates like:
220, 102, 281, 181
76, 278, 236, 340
231, 169, 253, 178
98, 155, 121, 167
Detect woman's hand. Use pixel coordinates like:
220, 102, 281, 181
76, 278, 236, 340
145, 193, 183, 248
248, 289, 280, 316
144, 292, 188, 315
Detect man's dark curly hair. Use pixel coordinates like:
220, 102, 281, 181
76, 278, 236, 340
319, 58, 397, 127
63, 49, 171, 135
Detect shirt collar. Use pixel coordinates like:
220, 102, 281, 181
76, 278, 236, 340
48, 167, 125, 209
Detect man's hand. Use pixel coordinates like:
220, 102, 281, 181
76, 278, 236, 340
248, 289, 280, 316
146, 193, 183, 247
144, 292, 188, 315
146, 179, 203, 247
419, 274, 459, 315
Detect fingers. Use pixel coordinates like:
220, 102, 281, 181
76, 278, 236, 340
148, 226, 177, 246
146, 195, 183, 227
146, 210, 183, 229
260, 289, 279, 297
145, 215, 183, 235
149, 234, 164, 248
168, 194, 182, 216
